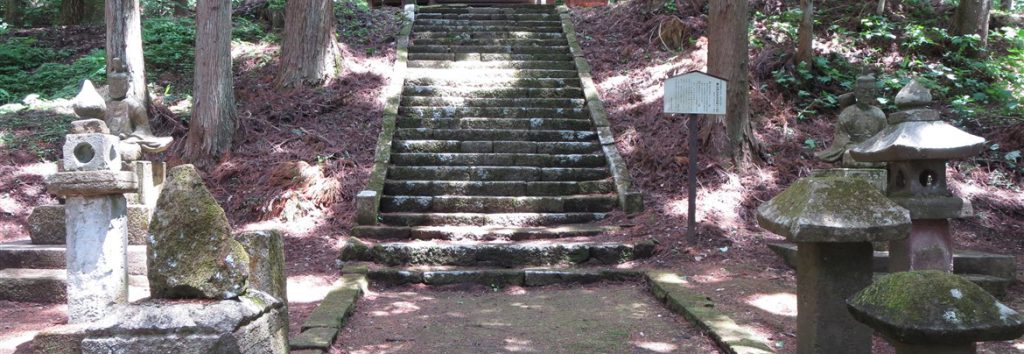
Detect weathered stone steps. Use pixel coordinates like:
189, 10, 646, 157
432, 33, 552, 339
393, 128, 596, 141
380, 194, 617, 213
412, 25, 563, 33
393, 140, 602, 154
415, 13, 558, 21
400, 96, 584, 108
397, 117, 593, 130
399, 106, 587, 118
407, 60, 575, 70
379, 212, 609, 227
414, 31, 566, 39
409, 45, 568, 53
0, 268, 149, 303
412, 38, 568, 47
402, 86, 582, 98
407, 52, 572, 61
406, 77, 581, 88
390, 153, 607, 167
340, 239, 656, 267
351, 224, 617, 241
386, 166, 609, 181
0, 240, 148, 275
418, 6, 556, 14
384, 179, 615, 196
414, 20, 561, 27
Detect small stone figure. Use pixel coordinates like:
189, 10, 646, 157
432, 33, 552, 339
815, 75, 887, 167
72, 58, 172, 159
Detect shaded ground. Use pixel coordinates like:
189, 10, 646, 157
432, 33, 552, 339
333, 282, 719, 354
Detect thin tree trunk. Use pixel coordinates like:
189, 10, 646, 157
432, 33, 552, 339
274, 0, 342, 89
1001, 0, 1013, 11
796, 0, 813, 66
876, 0, 886, 14
707, 0, 758, 168
105, 0, 148, 105
5, 0, 22, 27
185, 0, 237, 162
172, 0, 189, 16
952, 0, 993, 48
61, 0, 86, 25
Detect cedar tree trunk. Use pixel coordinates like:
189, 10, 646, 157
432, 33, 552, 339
61, 0, 102, 25
274, 0, 342, 89
952, 0, 993, 48
105, 0, 149, 104
707, 0, 758, 168
5, 0, 22, 26
796, 0, 813, 65
1000, 0, 1013, 11
185, 0, 237, 162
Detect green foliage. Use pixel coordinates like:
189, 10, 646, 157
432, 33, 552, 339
141, 0, 194, 16
0, 37, 105, 104
142, 17, 197, 76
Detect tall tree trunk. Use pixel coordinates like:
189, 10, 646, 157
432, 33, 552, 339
707, 0, 757, 168
876, 0, 886, 14
1001, 0, 1013, 11
796, 0, 813, 66
274, 0, 342, 89
5, 0, 22, 27
185, 0, 237, 162
105, 0, 148, 105
952, 0, 993, 48
172, 0, 189, 16
61, 0, 101, 25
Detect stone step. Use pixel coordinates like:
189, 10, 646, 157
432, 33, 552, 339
340, 239, 656, 267
379, 212, 609, 227
408, 52, 572, 62
390, 153, 606, 168
393, 140, 602, 154
406, 77, 581, 89
384, 179, 616, 196
0, 268, 149, 303
417, 6, 557, 14
386, 166, 610, 182
380, 194, 618, 213
400, 96, 584, 108
393, 128, 596, 142
399, 106, 588, 119
407, 60, 576, 70
397, 117, 593, 130
414, 19, 562, 28
351, 224, 618, 241
415, 13, 559, 21
412, 25, 563, 33
407, 68, 580, 80
409, 45, 569, 54
412, 38, 568, 47
414, 31, 565, 40
0, 240, 148, 275
402, 86, 582, 98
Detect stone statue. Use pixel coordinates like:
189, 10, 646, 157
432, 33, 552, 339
815, 75, 887, 167
72, 58, 172, 160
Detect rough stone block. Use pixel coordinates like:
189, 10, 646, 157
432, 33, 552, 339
422, 269, 524, 286
235, 229, 288, 302
62, 133, 121, 172
27, 205, 66, 245
65, 194, 129, 323
290, 328, 338, 350
367, 268, 423, 284
46, 171, 138, 197
0, 268, 67, 303
355, 190, 380, 226
69, 119, 109, 134
460, 141, 493, 153
301, 275, 365, 330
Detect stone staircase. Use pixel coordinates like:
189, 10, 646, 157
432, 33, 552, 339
0, 240, 149, 303
347, 4, 648, 267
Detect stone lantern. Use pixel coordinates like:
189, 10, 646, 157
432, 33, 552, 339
849, 80, 985, 272
757, 177, 911, 354
46, 119, 138, 323
848, 271, 1024, 354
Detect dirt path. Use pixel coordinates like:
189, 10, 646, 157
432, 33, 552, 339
333, 282, 720, 354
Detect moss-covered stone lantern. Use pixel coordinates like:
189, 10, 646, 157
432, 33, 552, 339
848, 271, 1024, 354
849, 79, 985, 272
757, 177, 911, 354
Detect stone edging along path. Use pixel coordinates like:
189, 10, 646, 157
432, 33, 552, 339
288, 267, 776, 354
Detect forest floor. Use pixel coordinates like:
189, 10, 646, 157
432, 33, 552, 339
1, 2, 1023, 354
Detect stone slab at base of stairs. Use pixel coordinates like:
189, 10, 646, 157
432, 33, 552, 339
340, 238, 657, 267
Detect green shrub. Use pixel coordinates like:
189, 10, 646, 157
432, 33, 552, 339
0, 38, 105, 104
142, 17, 197, 76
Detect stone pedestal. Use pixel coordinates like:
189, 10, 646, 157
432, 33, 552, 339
890, 219, 954, 272
64, 195, 129, 323
797, 242, 874, 354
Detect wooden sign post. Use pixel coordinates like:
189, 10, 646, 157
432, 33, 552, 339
664, 71, 727, 241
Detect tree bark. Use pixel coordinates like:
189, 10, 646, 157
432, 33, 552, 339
274, 0, 342, 89
185, 0, 237, 162
876, 0, 886, 14
1000, 0, 1013, 11
105, 0, 148, 104
61, 0, 103, 25
5, 0, 22, 27
172, 0, 190, 16
707, 0, 758, 168
952, 0, 993, 48
796, 0, 813, 66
